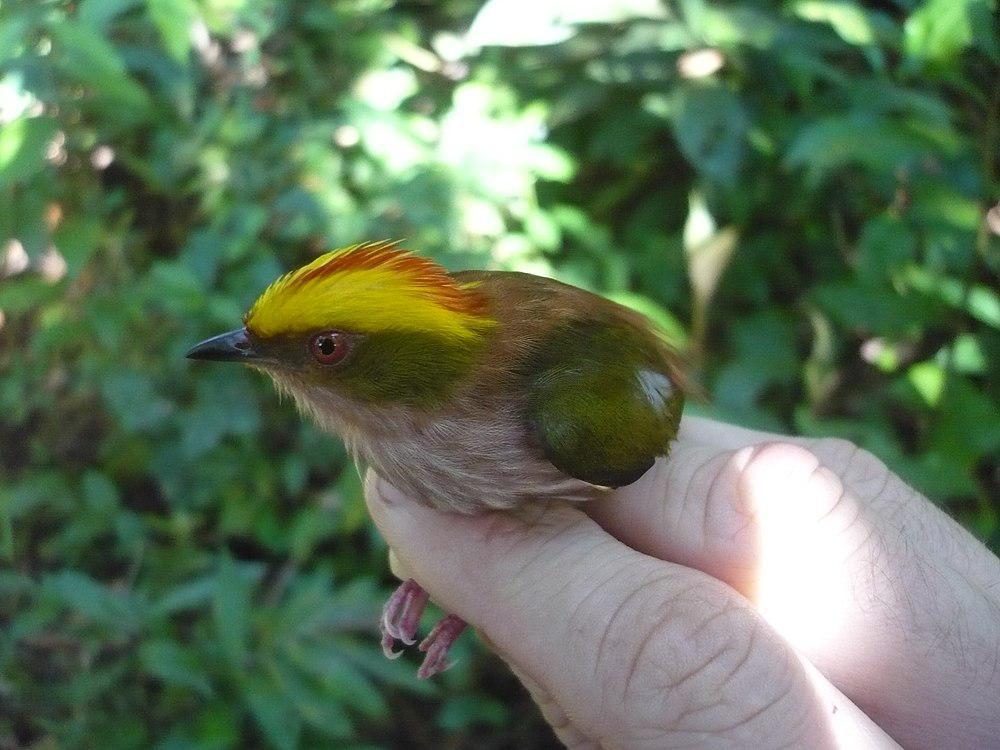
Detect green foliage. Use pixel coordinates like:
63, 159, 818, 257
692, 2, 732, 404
0, 0, 997, 746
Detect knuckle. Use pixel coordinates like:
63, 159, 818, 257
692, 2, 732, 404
644, 596, 759, 700
839, 446, 893, 499
738, 441, 859, 526
810, 437, 896, 501
736, 440, 823, 503
565, 566, 817, 748
598, 576, 771, 726
657, 445, 727, 523
656, 445, 761, 564
689, 450, 748, 547
631, 599, 806, 741
574, 561, 670, 679
746, 440, 822, 474
810, 438, 919, 534
808, 436, 860, 470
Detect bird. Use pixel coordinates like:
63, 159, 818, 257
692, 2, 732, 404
187, 240, 686, 678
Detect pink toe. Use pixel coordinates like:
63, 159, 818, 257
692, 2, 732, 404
415, 614, 467, 678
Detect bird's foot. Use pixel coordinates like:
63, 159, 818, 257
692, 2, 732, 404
417, 613, 467, 679
379, 579, 467, 678
380, 578, 428, 657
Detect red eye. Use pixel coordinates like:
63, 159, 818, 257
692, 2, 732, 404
309, 331, 349, 365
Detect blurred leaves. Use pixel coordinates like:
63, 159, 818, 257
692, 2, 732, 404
0, 0, 998, 747
0, 116, 58, 186
904, 0, 997, 63
671, 84, 748, 186
139, 638, 214, 696
49, 20, 153, 120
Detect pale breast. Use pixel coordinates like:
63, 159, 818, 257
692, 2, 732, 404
348, 401, 603, 514
270, 371, 596, 513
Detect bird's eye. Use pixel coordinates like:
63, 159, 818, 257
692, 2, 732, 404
309, 331, 349, 365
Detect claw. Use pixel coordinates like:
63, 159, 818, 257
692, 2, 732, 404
417, 614, 467, 679
381, 579, 429, 653
381, 623, 404, 659
379, 581, 467, 678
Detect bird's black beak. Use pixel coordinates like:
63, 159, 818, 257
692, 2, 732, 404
186, 327, 257, 363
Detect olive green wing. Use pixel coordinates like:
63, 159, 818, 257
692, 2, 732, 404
524, 318, 684, 488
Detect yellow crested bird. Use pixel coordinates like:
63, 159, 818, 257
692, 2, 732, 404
187, 241, 686, 677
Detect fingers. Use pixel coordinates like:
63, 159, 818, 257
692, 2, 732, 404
366, 473, 898, 749
586, 417, 1000, 750
505, 663, 597, 750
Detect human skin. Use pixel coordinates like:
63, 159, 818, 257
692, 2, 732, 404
364, 416, 1000, 749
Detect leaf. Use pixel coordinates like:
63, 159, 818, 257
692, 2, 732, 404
272, 570, 338, 637
908, 361, 945, 405
731, 311, 799, 382
146, 0, 196, 63
242, 673, 301, 750
151, 575, 216, 617
0, 116, 57, 187
671, 84, 748, 185
54, 216, 102, 279
287, 506, 339, 562
438, 695, 508, 731
285, 640, 388, 718
188, 702, 241, 749
49, 21, 152, 119
785, 114, 934, 184
179, 369, 261, 459
803, 306, 839, 406
0, 277, 64, 313
0, 570, 33, 597
213, 555, 258, 668
932, 379, 1000, 456
79, 0, 145, 30
909, 181, 981, 231
812, 281, 934, 334
904, 0, 988, 63
43, 570, 143, 632
689, 3, 783, 49
0, 493, 13, 563
935, 334, 987, 375
902, 267, 1000, 330
857, 214, 916, 282
271, 658, 353, 738
102, 371, 173, 432
334, 637, 437, 697
147, 261, 206, 313
140, 639, 214, 696
466, 0, 667, 48
891, 450, 977, 498
81, 471, 120, 514
794, 1, 876, 46
5, 472, 73, 519
711, 361, 787, 431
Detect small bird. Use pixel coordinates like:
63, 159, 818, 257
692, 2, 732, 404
187, 241, 685, 677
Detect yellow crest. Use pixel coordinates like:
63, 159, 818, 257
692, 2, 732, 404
244, 241, 492, 339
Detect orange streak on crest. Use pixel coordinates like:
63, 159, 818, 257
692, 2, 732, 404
244, 241, 492, 338
290, 240, 488, 318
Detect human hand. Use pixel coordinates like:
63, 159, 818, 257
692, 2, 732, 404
365, 416, 1000, 749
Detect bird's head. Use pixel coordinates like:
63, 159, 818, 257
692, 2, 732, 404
187, 241, 494, 429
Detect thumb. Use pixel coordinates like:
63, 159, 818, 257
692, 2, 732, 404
365, 472, 897, 749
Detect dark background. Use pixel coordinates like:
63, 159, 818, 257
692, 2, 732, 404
1, 0, 997, 747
